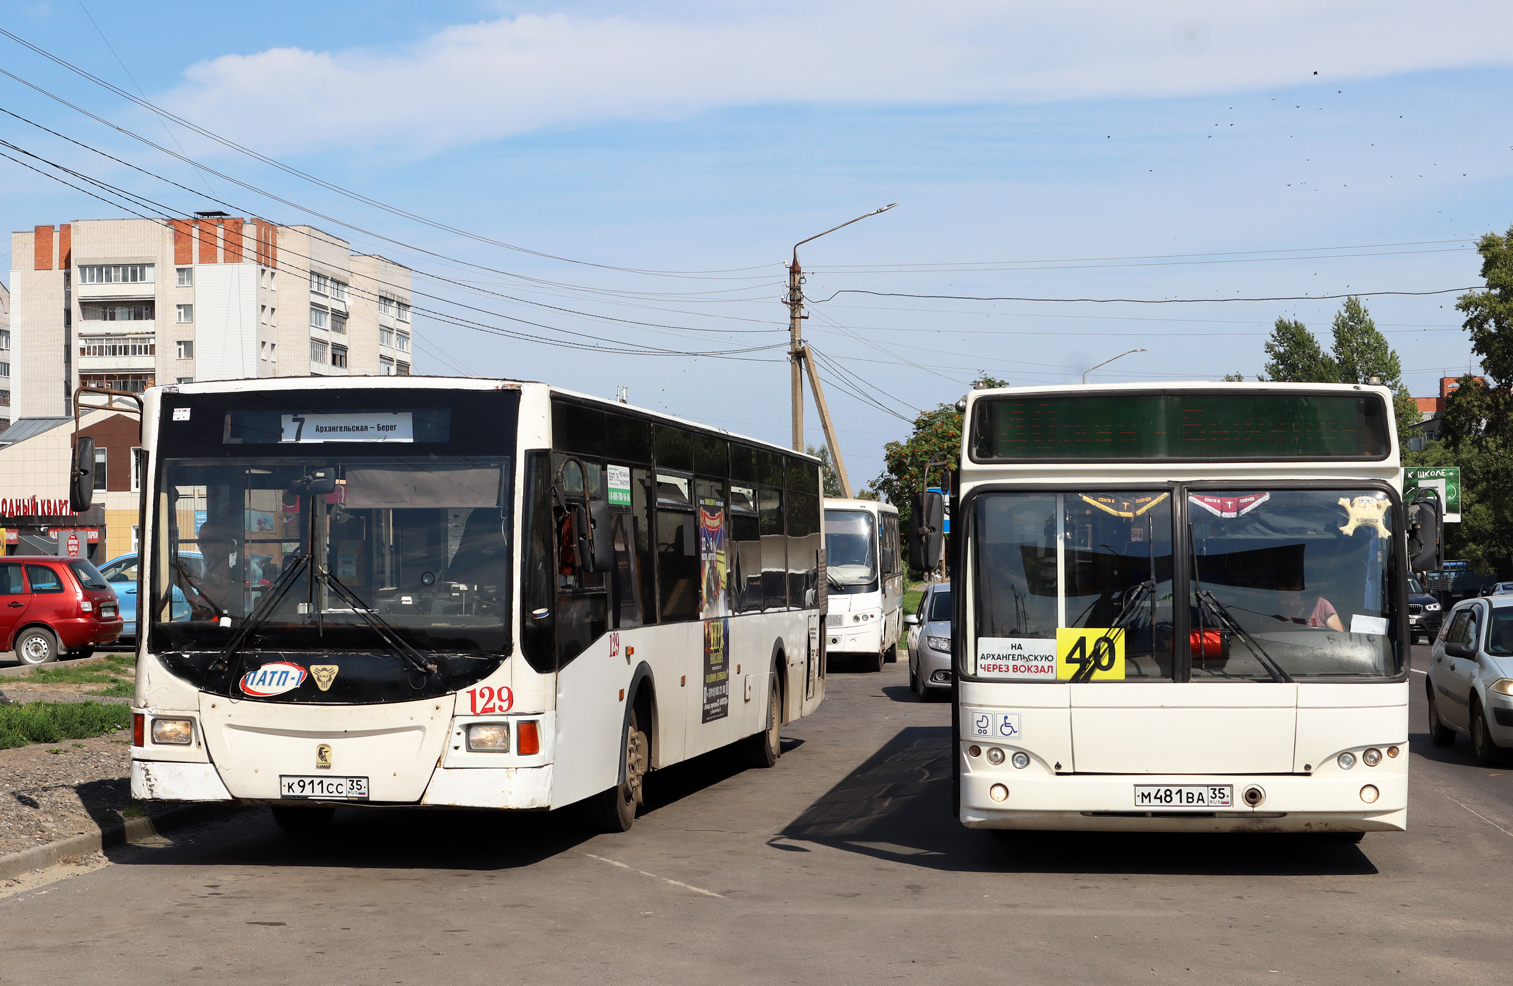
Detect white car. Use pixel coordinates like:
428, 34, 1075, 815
905, 582, 952, 700
1426, 595, 1513, 765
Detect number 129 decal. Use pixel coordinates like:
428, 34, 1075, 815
466, 685, 514, 714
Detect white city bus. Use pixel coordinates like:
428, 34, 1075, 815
822, 498, 903, 672
929, 382, 1409, 836
123, 377, 826, 832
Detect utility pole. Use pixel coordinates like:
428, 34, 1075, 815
787, 203, 897, 499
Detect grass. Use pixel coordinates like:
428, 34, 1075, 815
903, 586, 925, 615
0, 702, 133, 750
23, 652, 136, 696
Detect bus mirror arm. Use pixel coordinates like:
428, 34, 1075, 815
911, 490, 945, 572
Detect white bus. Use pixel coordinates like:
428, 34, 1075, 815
920, 383, 1409, 836
822, 498, 903, 672
117, 377, 826, 832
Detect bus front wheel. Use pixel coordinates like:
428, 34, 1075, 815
585, 707, 648, 833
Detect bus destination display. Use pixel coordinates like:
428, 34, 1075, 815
971, 392, 1389, 461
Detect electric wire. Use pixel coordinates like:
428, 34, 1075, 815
809, 287, 1478, 305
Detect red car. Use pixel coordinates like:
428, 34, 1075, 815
1, 557, 123, 665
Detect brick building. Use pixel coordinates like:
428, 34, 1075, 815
6, 215, 414, 423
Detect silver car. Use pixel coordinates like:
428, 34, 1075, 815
1426, 595, 1513, 765
905, 582, 952, 700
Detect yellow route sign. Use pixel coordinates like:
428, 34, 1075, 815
1056, 628, 1125, 681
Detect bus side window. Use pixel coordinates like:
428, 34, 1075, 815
759, 485, 786, 612
656, 472, 699, 623
627, 467, 657, 627
786, 489, 820, 610
553, 454, 608, 665
730, 483, 761, 614
520, 451, 556, 673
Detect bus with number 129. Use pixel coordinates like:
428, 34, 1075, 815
98, 377, 826, 833
913, 382, 1411, 836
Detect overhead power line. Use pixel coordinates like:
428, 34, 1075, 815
808, 287, 1478, 305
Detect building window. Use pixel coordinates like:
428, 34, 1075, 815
310, 272, 330, 296
79, 336, 155, 358
176, 376, 194, 384
395, 331, 410, 353
80, 372, 154, 393
0, 362, 9, 377
0, 329, 10, 350
78, 264, 154, 284
176, 340, 194, 360
131, 448, 146, 493
270, 271, 277, 290
379, 326, 394, 348
310, 339, 328, 364
93, 447, 108, 492
380, 356, 395, 375
310, 306, 328, 330
269, 342, 277, 363
329, 280, 348, 302
397, 302, 410, 322
176, 267, 193, 287
331, 344, 348, 369
131, 525, 140, 553
330, 313, 347, 335
176, 304, 194, 323
396, 361, 410, 376
81, 303, 153, 321
379, 296, 394, 315
260, 304, 267, 324
269, 306, 276, 323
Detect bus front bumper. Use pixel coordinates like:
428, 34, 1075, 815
961, 771, 1408, 833
826, 620, 883, 656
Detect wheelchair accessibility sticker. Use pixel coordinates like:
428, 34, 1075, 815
965, 709, 1022, 741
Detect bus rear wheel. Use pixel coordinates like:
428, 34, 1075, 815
585, 707, 648, 833
271, 805, 335, 833
740, 668, 782, 768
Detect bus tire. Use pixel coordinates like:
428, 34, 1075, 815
15, 627, 58, 666
1426, 681, 1456, 746
884, 643, 898, 664
585, 707, 648, 833
271, 805, 335, 833
870, 646, 885, 673
740, 666, 782, 768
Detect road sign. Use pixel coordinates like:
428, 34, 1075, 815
1405, 467, 1461, 523
65, 531, 81, 557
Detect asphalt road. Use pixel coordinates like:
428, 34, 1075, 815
2, 644, 1509, 986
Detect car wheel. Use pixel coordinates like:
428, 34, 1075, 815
271, 805, 335, 833
909, 660, 920, 695
15, 627, 58, 666
1426, 683, 1456, 747
1471, 700, 1506, 767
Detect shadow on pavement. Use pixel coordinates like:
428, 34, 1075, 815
777, 725, 1381, 876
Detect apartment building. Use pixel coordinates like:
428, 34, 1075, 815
6, 214, 414, 422
0, 280, 10, 421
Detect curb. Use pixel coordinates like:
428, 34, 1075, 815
0, 804, 225, 883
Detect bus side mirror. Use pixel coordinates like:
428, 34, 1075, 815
911, 490, 944, 571
571, 499, 616, 574
70, 436, 96, 512
1406, 494, 1442, 574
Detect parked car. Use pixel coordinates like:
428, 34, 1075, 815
1480, 581, 1513, 597
1426, 595, 1513, 766
0, 556, 123, 665
1408, 576, 1444, 643
905, 582, 952, 700
98, 552, 197, 640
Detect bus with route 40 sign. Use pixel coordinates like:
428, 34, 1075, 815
911, 381, 1416, 836
72, 377, 826, 833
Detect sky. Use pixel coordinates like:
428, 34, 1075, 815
2, 1, 1511, 486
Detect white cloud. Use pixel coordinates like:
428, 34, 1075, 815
163, 1, 1513, 153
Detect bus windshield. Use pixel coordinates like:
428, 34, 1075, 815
971, 487, 1399, 681
824, 510, 877, 588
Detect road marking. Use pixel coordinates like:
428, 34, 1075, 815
1447, 796, 1513, 839
581, 853, 724, 898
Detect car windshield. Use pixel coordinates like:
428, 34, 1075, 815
1408, 577, 1425, 594
68, 559, 109, 590
824, 510, 877, 586
970, 488, 1400, 681
1489, 612, 1513, 655
100, 557, 138, 583
927, 589, 952, 623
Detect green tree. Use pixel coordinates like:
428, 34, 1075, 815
1449, 224, 1513, 438
807, 443, 845, 498
1263, 317, 1338, 382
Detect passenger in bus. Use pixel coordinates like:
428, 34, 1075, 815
1271, 567, 1344, 631
189, 514, 241, 618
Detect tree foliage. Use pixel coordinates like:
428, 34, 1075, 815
1264, 317, 1339, 383
807, 443, 845, 498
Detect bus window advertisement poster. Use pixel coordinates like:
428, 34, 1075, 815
702, 618, 730, 722
699, 498, 729, 619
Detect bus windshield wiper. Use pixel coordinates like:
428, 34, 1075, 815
318, 572, 437, 676
1196, 589, 1293, 683
211, 550, 312, 673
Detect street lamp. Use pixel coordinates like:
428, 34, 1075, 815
787, 203, 898, 498
1082, 348, 1147, 384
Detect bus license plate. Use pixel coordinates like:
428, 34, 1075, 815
1134, 785, 1233, 809
279, 775, 369, 800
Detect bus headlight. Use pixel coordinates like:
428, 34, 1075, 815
1362, 748, 1382, 767
465, 723, 511, 752
927, 636, 951, 652
986, 748, 1005, 765
1337, 752, 1356, 770
151, 718, 194, 745
1011, 752, 1030, 769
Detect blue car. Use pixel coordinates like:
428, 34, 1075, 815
99, 552, 197, 639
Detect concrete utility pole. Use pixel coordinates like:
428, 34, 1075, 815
787, 203, 897, 499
